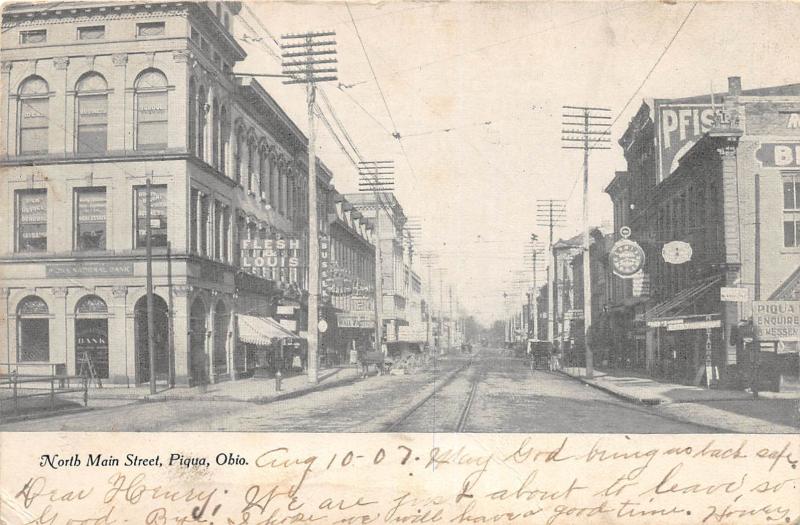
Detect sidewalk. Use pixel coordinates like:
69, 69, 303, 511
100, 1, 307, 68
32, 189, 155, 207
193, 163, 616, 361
560, 367, 799, 433
63, 366, 362, 405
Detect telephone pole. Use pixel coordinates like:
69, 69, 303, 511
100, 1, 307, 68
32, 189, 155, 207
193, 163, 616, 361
525, 234, 544, 341
358, 160, 395, 356
562, 105, 611, 379
281, 30, 338, 384
536, 199, 566, 345
145, 176, 156, 395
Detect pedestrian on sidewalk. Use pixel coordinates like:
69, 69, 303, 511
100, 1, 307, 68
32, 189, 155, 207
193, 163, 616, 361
550, 342, 562, 372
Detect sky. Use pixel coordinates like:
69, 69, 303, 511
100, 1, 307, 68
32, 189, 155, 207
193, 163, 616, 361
237, 1, 800, 326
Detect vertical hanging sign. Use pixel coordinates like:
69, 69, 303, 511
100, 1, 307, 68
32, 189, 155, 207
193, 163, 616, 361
320, 233, 331, 301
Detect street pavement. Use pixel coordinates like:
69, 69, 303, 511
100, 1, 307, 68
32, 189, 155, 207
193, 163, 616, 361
2, 347, 793, 432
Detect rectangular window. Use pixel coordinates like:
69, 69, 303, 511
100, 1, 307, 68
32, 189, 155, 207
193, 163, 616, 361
19, 97, 49, 154
135, 91, 168, 150
20, 29, 46, 44
19, 318, 49, 361
783, 173, 800, 247
77, 94, 108, 153
137, 22, 165, 37
199, 195, 208, 255
135, 185, 168, 248
190, 189, 198, 254
78, 25, 105, 40
16, 189, 47, 252
190, 27, 200, 42
75, 187, 107, 251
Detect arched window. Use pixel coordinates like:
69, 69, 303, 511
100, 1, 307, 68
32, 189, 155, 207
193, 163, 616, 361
219, 106, 229, 175
135, 69, 169, 150
196, 86, 206, 158
188, 78, 196, 156
234, 129, 244, 185
277, 165, 285, 215
248, 136, 257, 193
259, 148, 268, 199
211, 99, 220, 168
75, 72, 108, 154
18, 76, 49, 155
17, 296, 50, 362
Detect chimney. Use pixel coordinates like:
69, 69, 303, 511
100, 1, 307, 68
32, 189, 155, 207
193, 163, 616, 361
728, 76, 742, 96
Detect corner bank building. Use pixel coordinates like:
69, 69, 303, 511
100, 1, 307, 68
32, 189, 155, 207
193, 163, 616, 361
0, 1, 332, 386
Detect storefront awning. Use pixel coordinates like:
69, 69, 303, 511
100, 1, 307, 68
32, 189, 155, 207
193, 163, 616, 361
638, 275, 723, 324
238, 315, 300, 345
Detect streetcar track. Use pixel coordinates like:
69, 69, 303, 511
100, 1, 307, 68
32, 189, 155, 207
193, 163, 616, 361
455, 367, 481, 432
385, 351, 480, 432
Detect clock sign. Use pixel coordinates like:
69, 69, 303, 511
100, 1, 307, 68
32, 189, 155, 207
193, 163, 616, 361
662, 240, 693, 265
610, 239, 646, 278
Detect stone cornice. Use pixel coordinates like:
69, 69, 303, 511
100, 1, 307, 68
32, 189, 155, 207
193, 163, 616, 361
2, 3, 190, 28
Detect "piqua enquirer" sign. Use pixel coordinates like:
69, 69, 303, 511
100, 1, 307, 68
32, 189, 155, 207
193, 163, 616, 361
753, 301, 800, 341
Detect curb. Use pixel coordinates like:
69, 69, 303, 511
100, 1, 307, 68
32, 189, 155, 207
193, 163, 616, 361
558, 371, 779, 406
75, 369, 357, 404
250, 373, 363, 404
558, 371, 664, 406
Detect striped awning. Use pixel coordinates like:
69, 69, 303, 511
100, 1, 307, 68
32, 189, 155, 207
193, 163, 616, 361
238, 315, 299, 346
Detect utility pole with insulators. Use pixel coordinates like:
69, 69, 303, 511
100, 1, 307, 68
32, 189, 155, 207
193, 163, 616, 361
562, 105, 611, 379
525, 234, 544, 341
281, 30, 338, 384
357, 160, 394, 357
536, 199, 566, 345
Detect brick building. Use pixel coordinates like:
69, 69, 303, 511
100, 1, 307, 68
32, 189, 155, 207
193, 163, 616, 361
610, 77, 800, 387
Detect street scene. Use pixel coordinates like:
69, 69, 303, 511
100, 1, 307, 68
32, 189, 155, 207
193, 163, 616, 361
1, 1, 799, 433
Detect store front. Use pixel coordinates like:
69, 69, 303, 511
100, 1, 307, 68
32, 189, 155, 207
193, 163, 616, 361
238, 314, 301, 377
641, 275, 725, 385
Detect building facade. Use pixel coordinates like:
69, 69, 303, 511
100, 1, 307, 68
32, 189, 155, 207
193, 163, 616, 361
344, 192, 410, 346
611, 76, 800, 386
0, 1, 336, 386
326, 190, 376, 364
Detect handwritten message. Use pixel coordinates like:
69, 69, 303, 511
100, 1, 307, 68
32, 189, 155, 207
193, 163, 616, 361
1, 433, 798, 525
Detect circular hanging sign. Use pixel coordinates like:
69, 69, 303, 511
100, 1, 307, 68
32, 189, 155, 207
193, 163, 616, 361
609, 239, 645, 278
318, 319, 329, 333
662, 240, 693, 265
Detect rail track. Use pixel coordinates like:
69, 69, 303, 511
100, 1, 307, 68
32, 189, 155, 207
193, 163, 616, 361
386, 350, 484, 432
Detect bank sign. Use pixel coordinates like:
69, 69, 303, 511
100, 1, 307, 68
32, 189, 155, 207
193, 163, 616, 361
655, 102, 715, 182
753, 301, 800, 341
755, 142, 800, 168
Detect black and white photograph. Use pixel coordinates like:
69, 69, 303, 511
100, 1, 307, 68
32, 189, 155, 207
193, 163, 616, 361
0, 0, 798, 437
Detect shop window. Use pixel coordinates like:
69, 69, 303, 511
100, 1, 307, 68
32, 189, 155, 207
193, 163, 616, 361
18, 76, 49, 155
75, 187, 107, 251
15, 189, 47, 252
78, 26, 105, 40
135, 70, 169, 150
784, 173, 800, 247
75, 73, 108, 154
17, 296, 49, 362
20, 29, 46, 44
135, 185, 168, 248
137, 22, 165, 37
